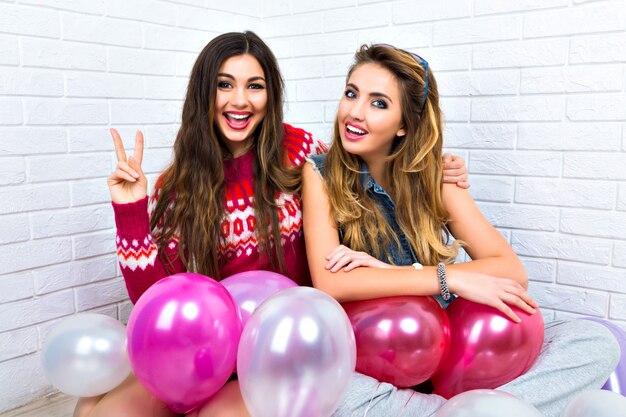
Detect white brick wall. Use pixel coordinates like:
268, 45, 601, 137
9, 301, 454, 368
1, 0, 626, 412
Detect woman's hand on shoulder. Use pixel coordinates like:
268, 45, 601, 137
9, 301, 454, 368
108, 128, 148, 204
448, 270, 539, 323
442, 153, 469, 189
325, 244, 394, 272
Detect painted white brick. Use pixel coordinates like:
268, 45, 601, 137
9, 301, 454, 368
140, 148, 174, 173
20, 0, 104, 14
477, 202, 558, 231
108, 47, 177, 76
143, 125, 178, 148
518, 123, 621, 151
434, 15, 520, 46
472, 96, 564, 122
24, 99, 108, 125
263, 37, 294, 59
619, 183, 626, 211
570, 33, 626, 64
444, 124, 516, 149
468, 175, 514, 203
564, 153, 626, 180
567, 94, 626, 121
0, 97, 23, 125
107, 0, 177, 26
30, 205, 113, 239
519, 256, 556, 283
144, 24, 212, 53
0, 291, 74, 333
471, 150, 561, 176
323, 54, 354, 78
437, 70, 519, 97
166, 0, 204, 6
516, 178, 615, 209
65, 72, 144, 99
610, 294, 626, 320
0, 127, 67, 156
511, 231, 611, 264
284, 102, 325, 124
0, 68, 62, 97
71, 178, 110, 207
235, 14, 262, 32
68, 126, 125, 152
21, 38, 106, 71
0, 34, 19, 65
0, 4, 60, 38
0, 272, 34, 303
110, 100, 179, 124
144, 76, 188, 100
119, 300, 134, 324
473, 39, 568, 69
0, 327, 37, 362
0, 238, 72, 275
263, 13, 322, 38
0, 354, 51, 413
280, 57, 324, 80
524, 3, 626, 38
73, 230, 115, 259
357, 24, 431, 49
177, 7, 236, 32
0, 157, 26, 185
34, 256, 117, 294
558, 261, 626, 294
561, 208, 626, 239
30, 153, 111, 182
521, 66, 623, 94
615, 241, 626, 268
440, 98, 470, 122
424, 46, 471, 71
324, 102, 339, 124
0, 214, 29, 244
62, 13, 142, 47
292, 0, 354, 14
0, 183, 69, 215
294, 32, 357, 57
76, 278, 129, 311
176, 52, 198, 77
296, 78, 345, 101
538, 308, 557, 323
529, 283, 607, 316
263, 0, 290, 17
205, 0, 260, 17
324, 4, 389, 33
392, 0, 472, 24
475, 0, 568, 15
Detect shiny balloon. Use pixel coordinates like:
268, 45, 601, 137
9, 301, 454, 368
126, 273, 241, 414
435, 389, 542, 417
237, 286, 356, 417
221, 270, 297, 327
432, 298, 544, 398
583, 318, 626, 396
561, 389, 626, 417
42, 313, 131, 397
342, 296, 450, 387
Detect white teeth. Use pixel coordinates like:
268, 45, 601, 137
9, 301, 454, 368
347, 125, 366, 135
226, 113, 251, 120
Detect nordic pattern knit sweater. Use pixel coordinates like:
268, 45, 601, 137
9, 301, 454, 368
112, 123, 327, 303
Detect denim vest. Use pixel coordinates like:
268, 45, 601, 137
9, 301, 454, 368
308, 154, 453, 307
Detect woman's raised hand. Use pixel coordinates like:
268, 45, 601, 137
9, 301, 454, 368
447, 271, 539, 323
107, 128, 148, 204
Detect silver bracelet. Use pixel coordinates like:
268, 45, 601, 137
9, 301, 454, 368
437, 262, 451, 301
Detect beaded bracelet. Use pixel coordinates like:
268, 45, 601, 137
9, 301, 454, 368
437, 262, 451, 301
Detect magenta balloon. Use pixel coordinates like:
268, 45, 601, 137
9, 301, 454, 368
126, 273, 242, 414
221, 270, 297, 327
432, 298, 544, 399
342, 296, 450, 388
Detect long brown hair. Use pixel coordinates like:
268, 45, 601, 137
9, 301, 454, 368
151, 31, 299, 278
324, 44, 459, 265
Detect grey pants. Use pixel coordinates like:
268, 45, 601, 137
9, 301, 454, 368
332, 319, 620, 417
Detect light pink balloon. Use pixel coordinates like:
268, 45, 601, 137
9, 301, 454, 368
126, 273, 241, 414
342, 296, 450, 388
221, 270, 297, 327
432, 298, 544, 398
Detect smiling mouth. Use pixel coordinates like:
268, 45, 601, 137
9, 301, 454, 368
345, 123, 368, 140
224, 112, 252, 130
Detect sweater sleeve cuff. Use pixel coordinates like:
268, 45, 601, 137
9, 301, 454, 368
112, 197, 150, 236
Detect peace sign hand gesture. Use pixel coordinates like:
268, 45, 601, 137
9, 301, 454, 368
107, 128, 148, 204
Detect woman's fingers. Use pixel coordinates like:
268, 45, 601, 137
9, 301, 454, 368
118, 160, 140, 179
110, 168, 137, 184
133, 130, 144, 166
110, 128, 127, 163
326, 244, 347, 260
497, 302, 521, 323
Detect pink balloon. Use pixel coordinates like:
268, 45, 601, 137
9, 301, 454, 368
342, 296, 450, 388
432, 298, 544, 399
220, 270, 297, 327
126, 273, 242, 414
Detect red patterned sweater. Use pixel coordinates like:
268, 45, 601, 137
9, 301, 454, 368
113, 123, 327, 303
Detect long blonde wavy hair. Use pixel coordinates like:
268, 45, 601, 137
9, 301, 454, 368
323, 44, 459, 266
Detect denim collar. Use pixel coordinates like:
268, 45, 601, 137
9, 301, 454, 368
360, 163, 396, 209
